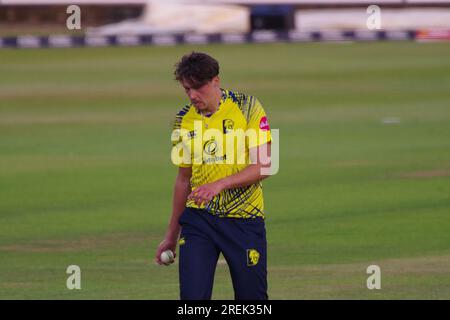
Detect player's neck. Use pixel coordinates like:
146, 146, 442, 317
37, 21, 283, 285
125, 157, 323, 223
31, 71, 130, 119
202, 88, 223, 115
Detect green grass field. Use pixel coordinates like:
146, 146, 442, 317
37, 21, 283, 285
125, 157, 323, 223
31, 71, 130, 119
1, 41, 449, 299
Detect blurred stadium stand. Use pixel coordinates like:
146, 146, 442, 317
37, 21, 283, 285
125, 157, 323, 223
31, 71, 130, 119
88, 2, 250, 35
0, 1, 144, 29
250, 5, 295, 31
1, 0, 450, 47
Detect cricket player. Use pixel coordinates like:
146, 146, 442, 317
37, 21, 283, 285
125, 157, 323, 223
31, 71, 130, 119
155, 52, 273, 300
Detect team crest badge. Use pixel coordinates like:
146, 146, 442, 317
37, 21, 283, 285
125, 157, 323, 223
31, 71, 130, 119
223, 119, 234, 134
247, 249, 260, 266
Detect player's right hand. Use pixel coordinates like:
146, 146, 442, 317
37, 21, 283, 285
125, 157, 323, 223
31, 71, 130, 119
154, 239, 177, 265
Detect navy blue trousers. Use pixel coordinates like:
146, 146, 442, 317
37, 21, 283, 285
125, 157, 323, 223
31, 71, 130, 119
178, 207, 268, 300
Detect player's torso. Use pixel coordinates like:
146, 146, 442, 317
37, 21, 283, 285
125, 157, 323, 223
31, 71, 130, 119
176, 90, 265, 218
180, 98, 250, 172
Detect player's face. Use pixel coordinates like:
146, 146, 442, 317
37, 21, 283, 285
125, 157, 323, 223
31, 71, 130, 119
181, 77, 219, 111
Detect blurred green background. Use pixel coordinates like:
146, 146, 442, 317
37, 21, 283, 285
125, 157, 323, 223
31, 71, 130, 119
0, 42, 449, 299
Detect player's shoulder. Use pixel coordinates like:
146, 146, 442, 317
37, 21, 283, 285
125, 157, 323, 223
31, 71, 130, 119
224, 89, 262, 122
173, 103, 193, 129
223, 89, 258, 106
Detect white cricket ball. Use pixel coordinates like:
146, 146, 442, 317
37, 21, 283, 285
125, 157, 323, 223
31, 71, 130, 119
160, 250, 175, 265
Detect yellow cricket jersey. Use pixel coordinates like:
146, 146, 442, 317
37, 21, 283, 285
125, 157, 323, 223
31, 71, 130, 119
171, 89, 271, 219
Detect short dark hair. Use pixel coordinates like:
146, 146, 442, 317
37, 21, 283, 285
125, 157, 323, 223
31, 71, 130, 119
174, 52, 219, 89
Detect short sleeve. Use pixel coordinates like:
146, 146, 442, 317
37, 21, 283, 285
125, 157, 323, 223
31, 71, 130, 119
246, 98, 271, 149
171, 112, 192, 168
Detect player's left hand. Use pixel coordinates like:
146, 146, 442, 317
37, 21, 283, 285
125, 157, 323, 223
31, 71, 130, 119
188, 181, 224, 206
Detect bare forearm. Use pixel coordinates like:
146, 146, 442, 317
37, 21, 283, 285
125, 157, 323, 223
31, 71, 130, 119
219, 164, 268, 190
155, 170, 191, 264
166, 177, 191, 240
188, 144, 272, 206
